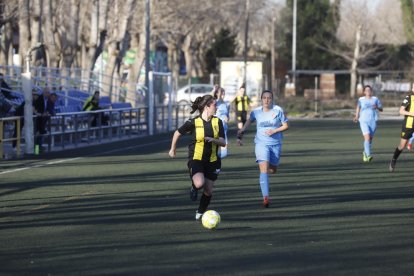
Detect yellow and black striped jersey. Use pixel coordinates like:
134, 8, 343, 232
401, 94, 414, 128
178, 116, 225, 162
234, 95, 250, 112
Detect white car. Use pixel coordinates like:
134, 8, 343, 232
165, 84, 214, 105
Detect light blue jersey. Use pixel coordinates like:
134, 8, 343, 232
216, 100, 230, 123
357, 96, 382, 122
249, 105, 288, 146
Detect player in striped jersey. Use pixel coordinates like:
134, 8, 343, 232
233, 83, 251, 130
169, 95, 226, 219
389, 83, 414, 172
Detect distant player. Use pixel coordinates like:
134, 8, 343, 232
169, 95, 226, 219
233, 83, 250, 131
389, 82, 414, 172
353, 85, 383, 162
213, 86, 230, 158
237, 90, 289, 208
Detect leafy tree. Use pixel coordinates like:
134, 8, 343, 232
401, 0, 414, 43
278, 0, 341, 70
205, 29, 237, 74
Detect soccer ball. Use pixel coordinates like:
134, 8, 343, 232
201, 210, 221, 229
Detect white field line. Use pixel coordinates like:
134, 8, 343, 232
0, 139, 171, 176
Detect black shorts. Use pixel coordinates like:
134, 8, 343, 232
236, 111, 247, 124
187, 159, 221, 181
401, 127, 414, 139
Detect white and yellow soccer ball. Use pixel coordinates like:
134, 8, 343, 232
201, 210, 221, 229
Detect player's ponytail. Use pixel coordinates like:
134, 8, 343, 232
191, 95, 215, 114
212, 84, 219, 99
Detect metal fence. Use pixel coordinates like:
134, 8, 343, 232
0, 104, 190, 159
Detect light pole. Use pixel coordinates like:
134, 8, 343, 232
145, 0, 151, 135
145, 0, 150, 97
243, 0, 250, 89
292, 0, 297, 86
22, 43, 43, 154
271, 8, 276, 92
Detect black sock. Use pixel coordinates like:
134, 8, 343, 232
197, 193, 212, 214
392, 147, 402, 160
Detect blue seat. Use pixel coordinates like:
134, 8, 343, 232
111, 102, 132, 109
56, 105, 81, 113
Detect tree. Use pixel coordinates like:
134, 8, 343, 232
328, 0, 406, 97
401, 0, 414, 43
278, 0, 341, 71
0, 0, 295, 102
205, 29, 237, 74
0, 1, 18, 66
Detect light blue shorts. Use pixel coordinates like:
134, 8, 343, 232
255, 144, 281, 166
223, 122, 228, 144
359, 120, 377, 136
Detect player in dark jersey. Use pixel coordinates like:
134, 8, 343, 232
169, 95, 226, 220
389, 83, 414, 172
233, 83, 250, 131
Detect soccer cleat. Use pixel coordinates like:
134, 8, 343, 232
389, 159, 396, 172
363, 152, 372, 162
362, 152, 368, 162
195, 211, 203, 220
263, 196, 269, 208
190, 186, 198, 201
407, 143, 412, 151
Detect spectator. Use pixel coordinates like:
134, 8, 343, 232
47, 93, 58, 116
33, 87, 51, 151
82, 90, 108, 126
0, 73, 18, 100
0, 88, 12, 118
83, 90, 101, 111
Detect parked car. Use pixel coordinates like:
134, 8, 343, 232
164, 84, 214, 105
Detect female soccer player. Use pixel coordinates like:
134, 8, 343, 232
407, 134, 414, 150
213, 86, 230, 158
389, 82, 414, 172
233, 83, 250, 130
169, 95, 226, 219
237, 90, 289, 208
353, 85, 383, 162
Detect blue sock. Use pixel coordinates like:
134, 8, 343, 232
220, 148, 228, 158
364, 140, 371, 157
259, 173, 269, 198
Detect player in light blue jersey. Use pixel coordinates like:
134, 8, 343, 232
213, 86, 230, 158
237, 90, 289, 208
353, 85, 383, 162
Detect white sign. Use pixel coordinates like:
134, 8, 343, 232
219, 61, 263, 101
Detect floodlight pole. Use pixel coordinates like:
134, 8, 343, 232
23, 43, 43, 154
243, 0, 250, 89
292, 0, 297, 85
145, 0, 151, 134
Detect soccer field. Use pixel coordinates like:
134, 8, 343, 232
1, 119, 413, 275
